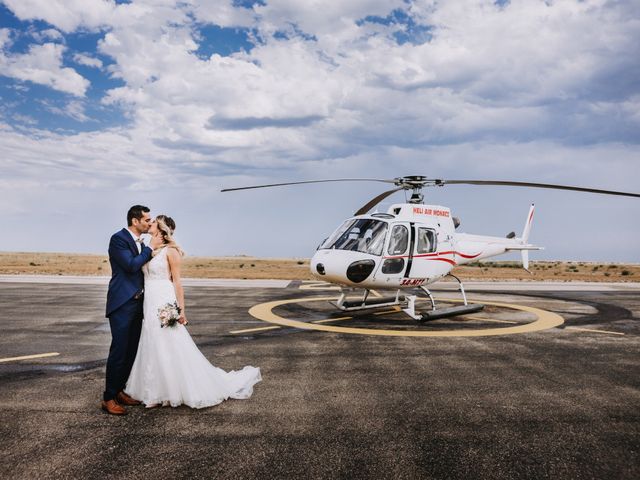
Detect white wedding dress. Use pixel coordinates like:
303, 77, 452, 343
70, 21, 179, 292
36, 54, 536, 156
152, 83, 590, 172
125, 247, 261, 408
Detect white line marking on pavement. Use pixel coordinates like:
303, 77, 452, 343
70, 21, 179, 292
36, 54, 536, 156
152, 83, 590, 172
0, 352, 60, 363
565, 327, 625, 336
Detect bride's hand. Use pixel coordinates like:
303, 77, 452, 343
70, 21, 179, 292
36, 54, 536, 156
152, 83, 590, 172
178, 314, 188, 325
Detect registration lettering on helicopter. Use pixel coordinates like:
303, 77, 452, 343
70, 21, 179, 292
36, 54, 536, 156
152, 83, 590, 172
400, 278, 427, 286
412, 206, 450, 217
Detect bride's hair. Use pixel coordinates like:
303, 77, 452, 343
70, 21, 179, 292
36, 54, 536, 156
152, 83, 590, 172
155, 215, 184, 256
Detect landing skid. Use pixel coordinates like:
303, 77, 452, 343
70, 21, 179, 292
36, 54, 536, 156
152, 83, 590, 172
404, 274, 484, 322
413, 303, 484, 321
331, 289, 405, 311
332, 274, 484, 322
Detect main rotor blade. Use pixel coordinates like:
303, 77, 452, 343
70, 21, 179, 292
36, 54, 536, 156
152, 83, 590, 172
354, 187, 405, 216
221, 178, 394, 192
441, 180, 640, 198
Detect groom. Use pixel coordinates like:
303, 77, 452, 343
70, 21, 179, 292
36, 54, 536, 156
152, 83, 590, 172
102, 205, 161, 415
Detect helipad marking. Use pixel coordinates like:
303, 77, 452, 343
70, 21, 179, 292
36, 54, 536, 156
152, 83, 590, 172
460, 315, 519, 325
312, 316, 352, 324
565, 326, 625, 336
229, 325, 282, 334
0, 352, 60, 363
248, 297, 564, 337
231, 309, 403, 333
374, 307, 402, 315
299, 282, 340, 291
311, 309, 401, 325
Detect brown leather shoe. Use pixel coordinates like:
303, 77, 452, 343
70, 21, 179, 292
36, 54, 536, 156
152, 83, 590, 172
117, 391, 142, 406
101, 399, 127, 415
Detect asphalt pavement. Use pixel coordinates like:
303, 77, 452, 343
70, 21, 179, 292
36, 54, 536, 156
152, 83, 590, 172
1, 279, 639, 479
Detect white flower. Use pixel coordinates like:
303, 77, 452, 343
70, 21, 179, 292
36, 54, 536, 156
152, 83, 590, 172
158, 301, 181, 328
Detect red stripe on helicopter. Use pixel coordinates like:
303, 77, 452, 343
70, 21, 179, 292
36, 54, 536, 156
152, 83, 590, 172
453, 251, 482, 259
383, 251, 481, 260
424, 257, 457, 265
422, 250, 482, 259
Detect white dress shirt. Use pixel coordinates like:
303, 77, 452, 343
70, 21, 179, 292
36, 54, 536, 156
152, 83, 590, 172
126, 228, 142, 254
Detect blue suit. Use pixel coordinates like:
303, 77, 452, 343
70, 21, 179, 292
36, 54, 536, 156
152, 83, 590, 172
103, 228, 153, 401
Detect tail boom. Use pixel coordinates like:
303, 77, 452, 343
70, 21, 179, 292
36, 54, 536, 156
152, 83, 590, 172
453, 204, 541, 269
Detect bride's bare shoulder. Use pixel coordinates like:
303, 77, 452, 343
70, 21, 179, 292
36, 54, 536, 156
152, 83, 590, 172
166, 246, 183, 260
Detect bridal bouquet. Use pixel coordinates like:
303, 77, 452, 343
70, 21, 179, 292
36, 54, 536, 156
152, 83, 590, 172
158, 301, 182, 328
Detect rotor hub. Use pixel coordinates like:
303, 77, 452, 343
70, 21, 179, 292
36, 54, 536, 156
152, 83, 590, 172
408, 189, 424, 204
393, 176, 444, 190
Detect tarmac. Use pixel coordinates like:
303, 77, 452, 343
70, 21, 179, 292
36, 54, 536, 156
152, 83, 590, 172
1, 277, 639, 479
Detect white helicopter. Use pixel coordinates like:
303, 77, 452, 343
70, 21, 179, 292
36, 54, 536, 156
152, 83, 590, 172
222, 176, 639, 321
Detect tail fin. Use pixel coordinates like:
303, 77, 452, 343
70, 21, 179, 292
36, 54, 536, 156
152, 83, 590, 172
522, 250, 530, 272
522, 203, 535, 243
504, 204, 541, 271
521, 204, 535, 272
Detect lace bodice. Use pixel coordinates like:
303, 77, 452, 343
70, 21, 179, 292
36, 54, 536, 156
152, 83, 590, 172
143, 247, 171, 281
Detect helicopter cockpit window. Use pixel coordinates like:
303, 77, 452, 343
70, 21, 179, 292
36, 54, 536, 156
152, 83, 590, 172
320, 219, 388, 256
387, 225, 409, 255
416, 228, 437, 254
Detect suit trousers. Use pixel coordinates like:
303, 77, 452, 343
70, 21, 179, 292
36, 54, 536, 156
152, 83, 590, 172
103, 296, 144, 401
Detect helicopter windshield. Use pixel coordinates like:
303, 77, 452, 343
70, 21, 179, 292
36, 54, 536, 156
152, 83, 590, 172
320, 219, 388, 256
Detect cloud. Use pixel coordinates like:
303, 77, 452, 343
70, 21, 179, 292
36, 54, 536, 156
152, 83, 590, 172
11, 113, 38, 126
0, 123, 157, 187
0, 28, 11, 49
30, 28, 63, 43
2, 1, 638, 154
0, 42, 89, 96
0, 1, 639, 259
207, 114, 324, 130
6, 1, 637, 145
72, 52, 103, 69
192, 0, 256, 28
42, 99, 90, 122
2, 0, 116, 33
251, 0, 406, 39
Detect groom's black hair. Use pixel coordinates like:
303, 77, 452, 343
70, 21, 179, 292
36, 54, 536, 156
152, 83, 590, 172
127, 205, 150, 226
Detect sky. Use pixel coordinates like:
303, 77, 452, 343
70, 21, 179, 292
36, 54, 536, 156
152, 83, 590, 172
0, 0, 639, 262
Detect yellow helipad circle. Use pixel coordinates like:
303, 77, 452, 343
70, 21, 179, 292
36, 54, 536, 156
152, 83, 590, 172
248, 296, 564, 337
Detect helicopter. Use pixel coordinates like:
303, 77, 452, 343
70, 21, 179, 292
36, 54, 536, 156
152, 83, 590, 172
222, 176, 640, 321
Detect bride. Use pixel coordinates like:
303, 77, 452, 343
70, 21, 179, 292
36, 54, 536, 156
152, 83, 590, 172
125, 215, 261, 409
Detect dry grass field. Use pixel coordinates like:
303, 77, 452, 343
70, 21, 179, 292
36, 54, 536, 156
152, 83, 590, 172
0, 252, 638, 282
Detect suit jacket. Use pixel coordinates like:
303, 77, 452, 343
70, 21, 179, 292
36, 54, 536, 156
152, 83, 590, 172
106, 228, 153, 317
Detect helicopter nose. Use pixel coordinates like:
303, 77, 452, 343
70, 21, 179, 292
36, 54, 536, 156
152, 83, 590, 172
311, 250, 378, 285
346, 259, 375, 283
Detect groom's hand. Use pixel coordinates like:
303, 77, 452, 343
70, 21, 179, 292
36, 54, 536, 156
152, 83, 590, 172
150, 234, 163, 250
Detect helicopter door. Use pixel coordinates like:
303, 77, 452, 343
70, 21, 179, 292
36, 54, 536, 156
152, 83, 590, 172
375, 223, 413, 284
409, 225, 453, 281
